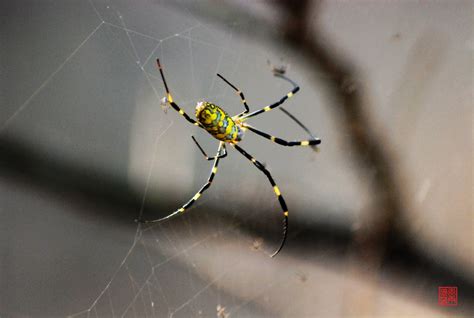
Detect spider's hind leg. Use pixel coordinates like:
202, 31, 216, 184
156, 59, 201, 127
137, 142, 225, 224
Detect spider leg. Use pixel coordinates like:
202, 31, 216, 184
192, 136, 227, 161
138, 142, 224, 224
239, 73, 299, 121
279, 107, 319, 141
156, 59, 201, 127
216, 73, 250, 117
231, 144, 288, 257
243, 123, 321, 147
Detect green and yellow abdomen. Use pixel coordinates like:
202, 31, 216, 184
195, 102, 243, 143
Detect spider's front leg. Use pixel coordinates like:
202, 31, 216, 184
242, 123, 321, 147
239, 72, 300, 121
237, 66, 321, 150
231, 144, 288, 257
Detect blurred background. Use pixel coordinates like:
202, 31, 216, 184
1, 0, 472, 317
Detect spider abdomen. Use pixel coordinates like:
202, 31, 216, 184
195, 102, 243, 143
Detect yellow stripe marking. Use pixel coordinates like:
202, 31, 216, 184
225, 120, 234, 136
212, 167, 218, 174
178, 109, 184, 115
273, 186, 281, 196
301, 141, 310, 146
251, 158, 256, 163
287, 92, 293, 98
167, 94, 174, 103
263, 106, 271, 111
193, 193, 201, 200
242, 99, 246, 103
270, 136, 276, 142
178, 208, 185, 213
284, 211, 289, 217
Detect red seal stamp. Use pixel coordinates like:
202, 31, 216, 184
438, 286, 458, 306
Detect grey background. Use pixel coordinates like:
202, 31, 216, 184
1, 0, 472, 317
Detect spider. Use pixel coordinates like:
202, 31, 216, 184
138, 59, 321, 257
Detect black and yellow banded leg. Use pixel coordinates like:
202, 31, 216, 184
243, 124, 321, 147
216, 73, 250, 117
156, 59, 202, 127
139, 142, 224, 224
232, 144, 288, 257
239, 73, 299, 120
192, 136, 227, 161
279, 107, 319, 142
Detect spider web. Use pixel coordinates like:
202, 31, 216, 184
1, 1, 325, 317
58, 2, 304, 317
2, 1, 473, 317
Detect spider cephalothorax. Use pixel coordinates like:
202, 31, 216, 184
138, 59, 321, 257
195, 101, 243, 143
